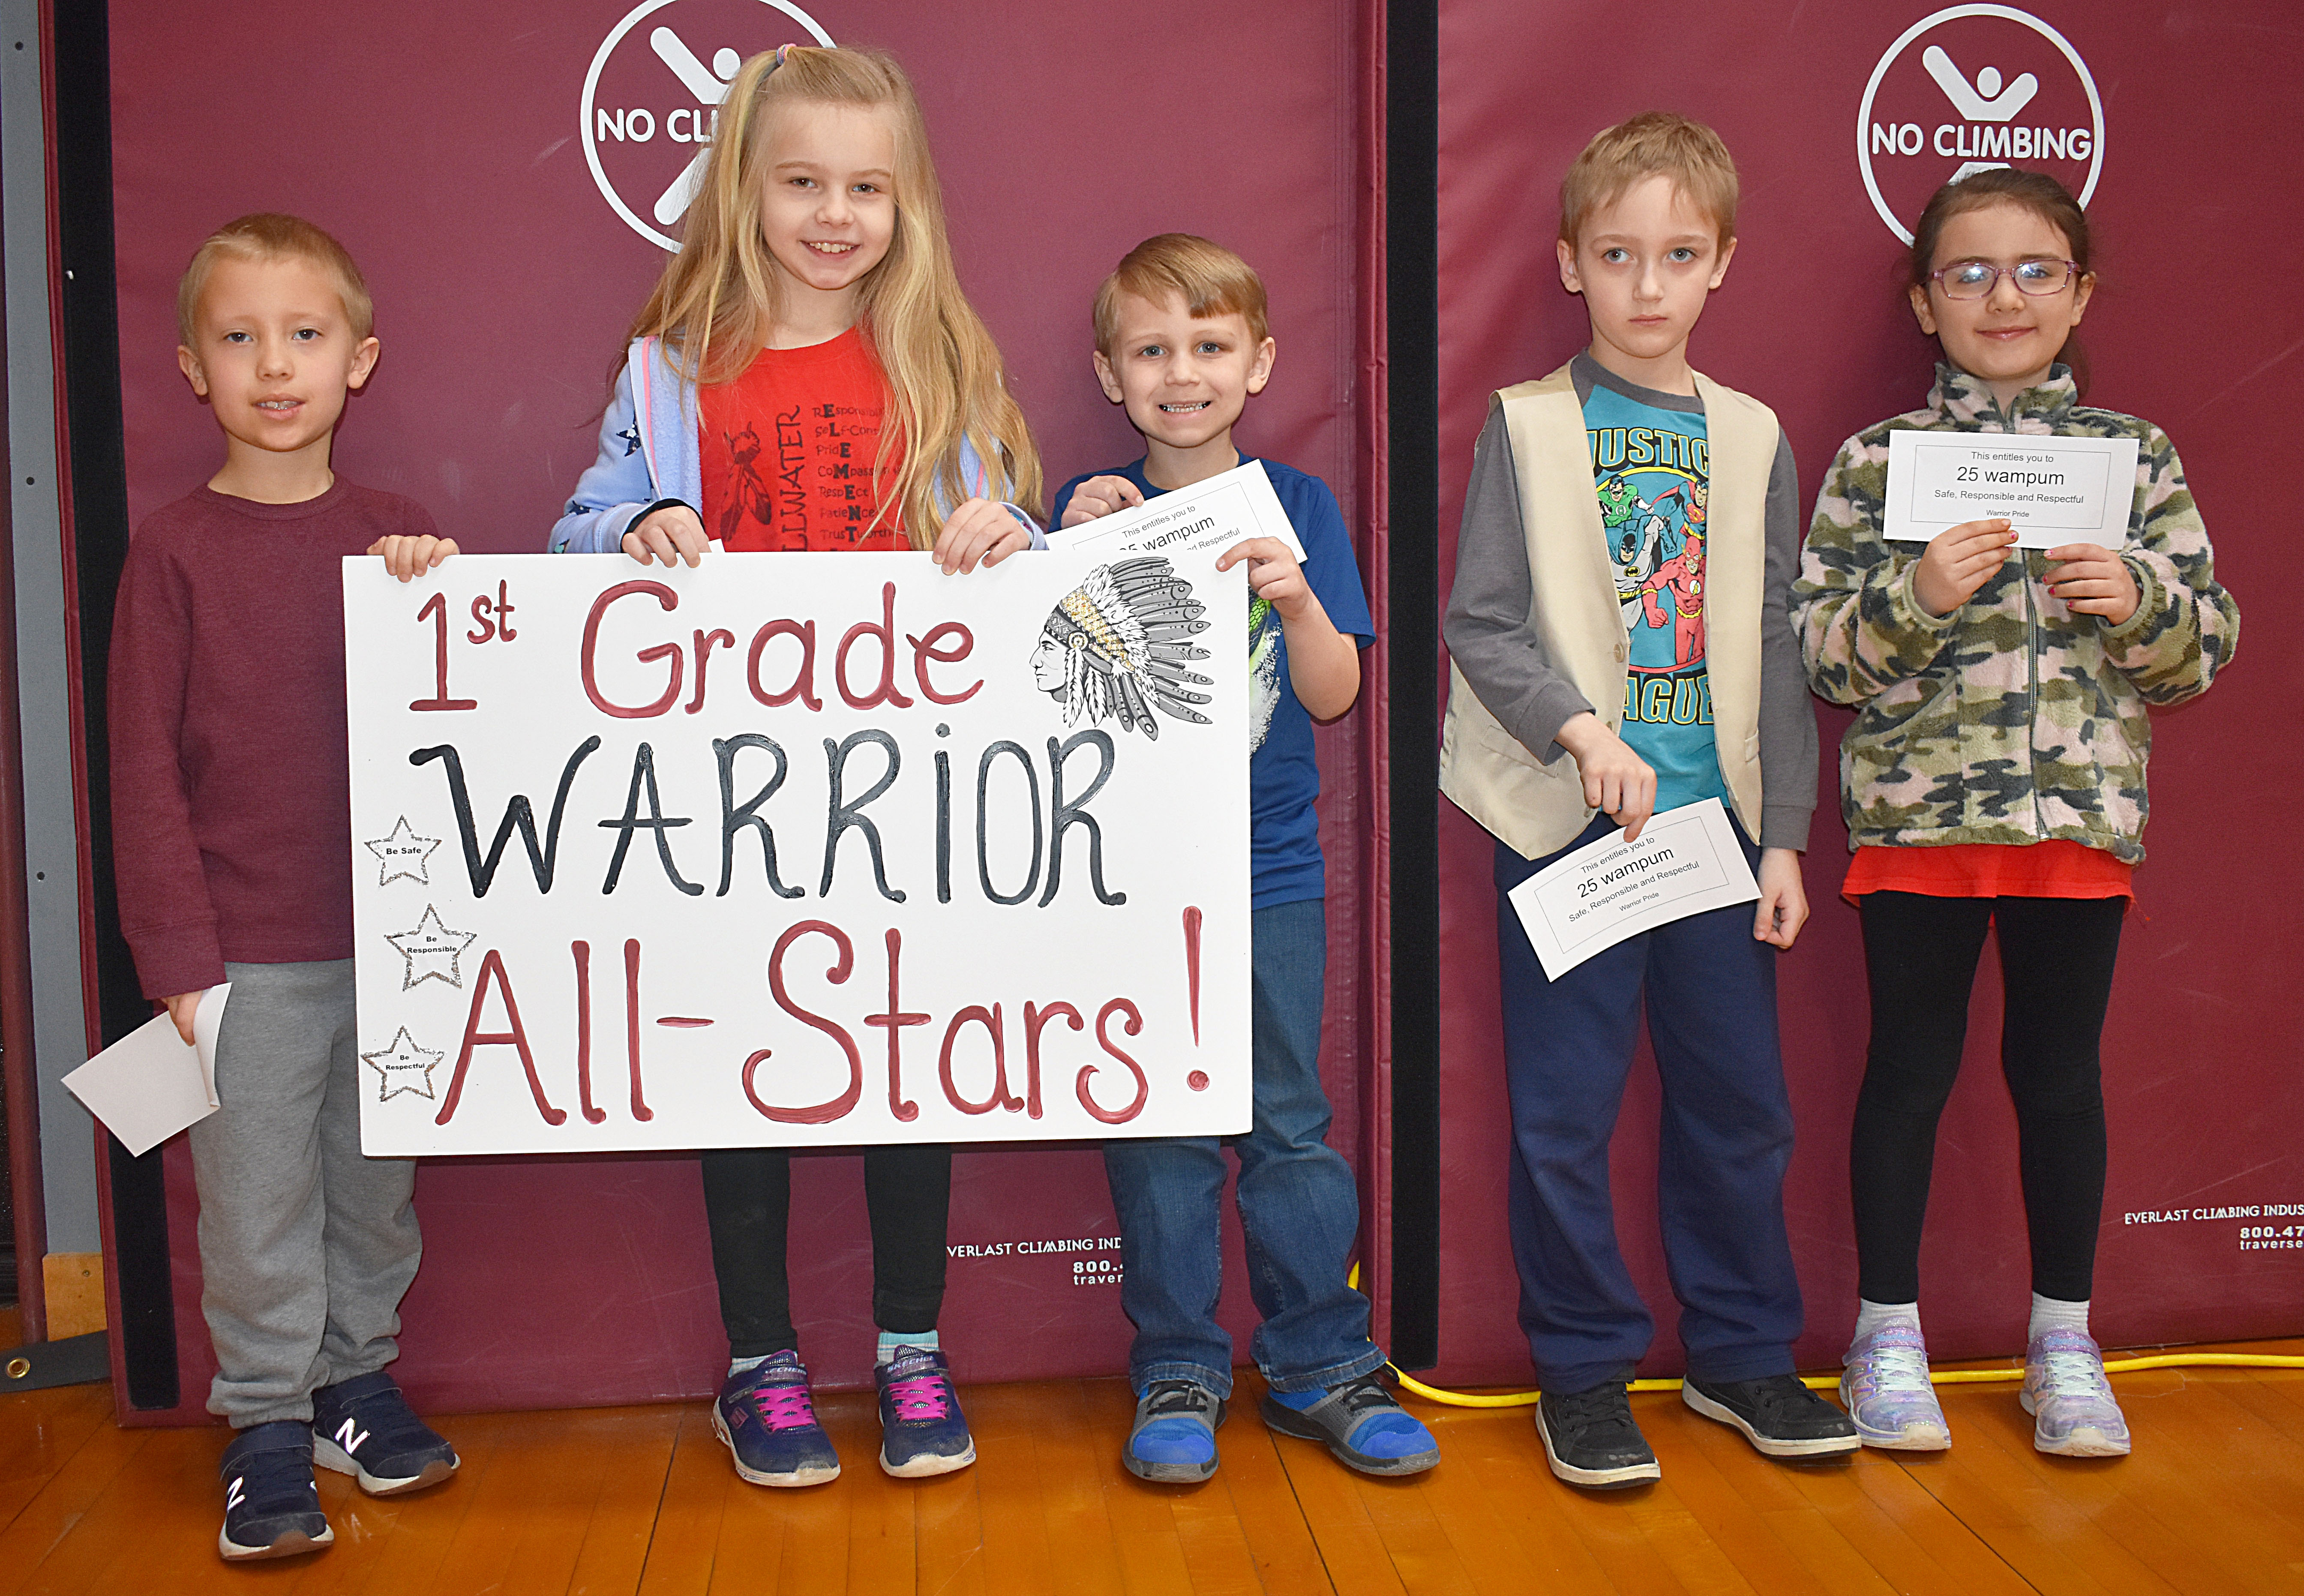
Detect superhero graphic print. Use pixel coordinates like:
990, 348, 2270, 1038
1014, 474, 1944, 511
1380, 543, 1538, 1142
1586, 381, 1729, 811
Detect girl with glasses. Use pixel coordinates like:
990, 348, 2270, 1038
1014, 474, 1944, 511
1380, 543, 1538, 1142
1791, 169, 2239, 1458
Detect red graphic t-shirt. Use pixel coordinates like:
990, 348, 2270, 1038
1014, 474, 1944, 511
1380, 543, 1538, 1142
699, 326, 906, 550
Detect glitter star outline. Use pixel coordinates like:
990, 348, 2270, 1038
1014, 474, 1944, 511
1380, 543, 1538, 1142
384, 905, 479, 991
361, 1027, 444, 1103
364, 816, 443, 888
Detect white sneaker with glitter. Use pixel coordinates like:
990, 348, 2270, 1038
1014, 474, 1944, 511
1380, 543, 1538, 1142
1840, 1323, 1950, 1450
2019, 1329, 2131, 1457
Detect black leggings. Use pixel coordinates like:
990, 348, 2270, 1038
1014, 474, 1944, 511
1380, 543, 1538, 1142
1851, 892, 2124, 1305
699, 1144, 951, 1359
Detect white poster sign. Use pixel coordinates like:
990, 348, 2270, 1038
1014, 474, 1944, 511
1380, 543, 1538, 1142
1506, 799, 1760, 980
344, 552, 1251, 1156
1054, 460, 1305, 560
1883, 429, 2138, 548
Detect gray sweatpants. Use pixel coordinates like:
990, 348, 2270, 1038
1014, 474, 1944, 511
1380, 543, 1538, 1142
186, 960, 422, 1426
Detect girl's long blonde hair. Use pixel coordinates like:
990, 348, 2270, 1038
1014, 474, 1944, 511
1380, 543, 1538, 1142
622, 45, 1042, 546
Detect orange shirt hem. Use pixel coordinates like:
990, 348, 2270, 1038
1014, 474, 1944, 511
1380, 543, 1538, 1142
1840, 839, 2133, 906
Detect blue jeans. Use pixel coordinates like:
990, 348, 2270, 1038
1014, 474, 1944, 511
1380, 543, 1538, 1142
1103, 898, 1384, 1399
1494, 816, 1804, 1394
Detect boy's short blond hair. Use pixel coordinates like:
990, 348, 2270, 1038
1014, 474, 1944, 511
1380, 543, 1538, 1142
1559, 113, 1737, 252
176, 213, 374, 346
1093, 234, 1269, 358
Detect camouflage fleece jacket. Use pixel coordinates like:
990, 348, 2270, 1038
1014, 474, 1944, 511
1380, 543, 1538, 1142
1794, 364, 2238, 863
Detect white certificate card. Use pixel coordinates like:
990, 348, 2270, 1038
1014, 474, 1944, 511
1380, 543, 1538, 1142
61, 981, 232, 1156
1055, 459, 1305, 560
1506, 799, 1759, 981
1883, 429, 2138, 549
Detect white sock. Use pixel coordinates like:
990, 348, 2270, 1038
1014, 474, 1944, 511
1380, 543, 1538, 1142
2028, 1294, 2090, 1341
728, 1353, 771, 1376
1852, 1299, 1923, 1345
877, 1328, 939, 1366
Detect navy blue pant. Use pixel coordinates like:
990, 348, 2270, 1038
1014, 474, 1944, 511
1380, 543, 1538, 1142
1494, 817, 1803, 1393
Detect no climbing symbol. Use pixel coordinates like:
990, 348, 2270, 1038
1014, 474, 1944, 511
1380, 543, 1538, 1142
581, 0, 837, 252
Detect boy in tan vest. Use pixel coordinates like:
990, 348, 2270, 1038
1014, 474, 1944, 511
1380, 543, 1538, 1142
1439, 114, 1855, 1488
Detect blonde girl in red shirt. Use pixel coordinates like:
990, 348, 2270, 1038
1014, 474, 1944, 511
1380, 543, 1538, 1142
552, 45, 1044, 1487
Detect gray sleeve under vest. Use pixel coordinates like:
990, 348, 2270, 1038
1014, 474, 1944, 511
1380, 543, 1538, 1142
1757, 430, 1819, 851
1441, 405, 1597, 767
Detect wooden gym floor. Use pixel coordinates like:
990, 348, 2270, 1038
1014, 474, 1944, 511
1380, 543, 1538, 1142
3, 1308, 2302, 1594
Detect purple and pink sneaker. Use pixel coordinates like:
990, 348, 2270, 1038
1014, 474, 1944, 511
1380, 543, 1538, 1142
2021, 1329, 2132, 1457
876, 1347, 976, 1477
1840, 1323, 1951, 1450
713, 1351, 841, 1487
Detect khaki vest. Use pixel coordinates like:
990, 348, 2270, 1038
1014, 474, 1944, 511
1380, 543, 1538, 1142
1439, 361, 1778, 860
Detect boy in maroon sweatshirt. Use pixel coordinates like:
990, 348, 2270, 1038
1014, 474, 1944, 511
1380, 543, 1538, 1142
108, 214, 460, 1561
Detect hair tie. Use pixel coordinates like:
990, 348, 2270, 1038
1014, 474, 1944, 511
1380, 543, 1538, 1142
770, 43, 794, 72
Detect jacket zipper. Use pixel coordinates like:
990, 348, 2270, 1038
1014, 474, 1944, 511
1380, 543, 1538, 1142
2003, 402, 2046, 840
1986, 397, 2048, 841
2022, 556, 2043, 838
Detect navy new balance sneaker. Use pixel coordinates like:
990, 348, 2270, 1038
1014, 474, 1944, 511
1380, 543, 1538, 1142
310, 1370, 459, 1495
219, 1421, 332, 1562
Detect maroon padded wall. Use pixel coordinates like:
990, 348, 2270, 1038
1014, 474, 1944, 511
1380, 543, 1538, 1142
99, 0, 1385, 1419
1432, 0, 2300, 1383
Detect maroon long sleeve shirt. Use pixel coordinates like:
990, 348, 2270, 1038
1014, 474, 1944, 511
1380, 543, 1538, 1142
108, 479, 438, 999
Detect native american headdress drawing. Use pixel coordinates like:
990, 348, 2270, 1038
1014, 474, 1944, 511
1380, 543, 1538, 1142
1034, 558, 1213, 740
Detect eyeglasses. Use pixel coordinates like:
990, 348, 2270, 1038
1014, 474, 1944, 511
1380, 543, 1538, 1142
1929, 258, 2083, 300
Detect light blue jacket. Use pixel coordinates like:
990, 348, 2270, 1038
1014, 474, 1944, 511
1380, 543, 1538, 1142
548, 336, 1044, 553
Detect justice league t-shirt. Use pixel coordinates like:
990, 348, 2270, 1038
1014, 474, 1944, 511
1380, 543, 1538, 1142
1048, 456, 1374, 909
1584, 371, 1730, 814
699, 326, 907, 551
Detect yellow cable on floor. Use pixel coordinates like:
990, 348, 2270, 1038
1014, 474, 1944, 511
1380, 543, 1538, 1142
1345, 1268, 2304, 1408
1392, 1353, 2304, 1409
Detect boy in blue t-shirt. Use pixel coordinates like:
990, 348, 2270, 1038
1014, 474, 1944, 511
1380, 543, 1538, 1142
1052, 234, 1437, 1484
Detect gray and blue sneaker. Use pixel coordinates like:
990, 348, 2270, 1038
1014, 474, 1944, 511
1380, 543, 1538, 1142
311, 1370, 459, 1495
2021, 1329, 2132, 1457
1261, 1373, 1440, 1476
876, 1346, 976, 1477
1124, 1379, 1228, 1483
714, 1351, 842, 1486
219, 1421, 332, 1562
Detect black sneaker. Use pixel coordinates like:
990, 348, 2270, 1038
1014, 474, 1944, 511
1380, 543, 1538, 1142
218, 1421, 333, 1562
1682, 1372, 1861, 1459
311, 1370, 460, 1495
1535, 1382, 1660, 1489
